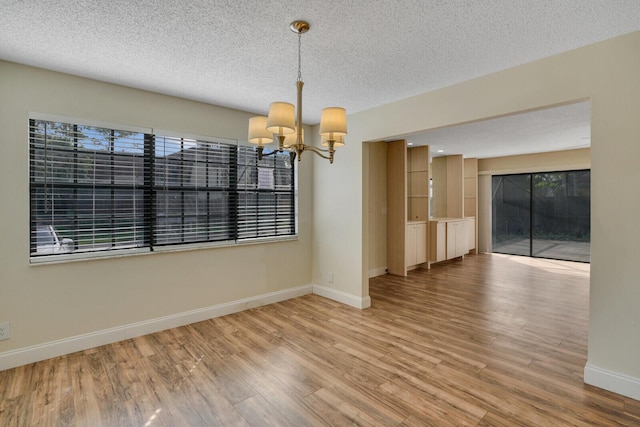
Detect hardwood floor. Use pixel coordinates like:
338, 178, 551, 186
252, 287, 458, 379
1, 253, 639, 426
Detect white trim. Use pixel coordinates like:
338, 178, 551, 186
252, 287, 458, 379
0, 285, 312, 372
368, 267, 387, 278
152, 235, 298, 252
30, 236, 300, 266
312, 284, 372, 309
30, 247, 151, 265
584, 362, 640, 400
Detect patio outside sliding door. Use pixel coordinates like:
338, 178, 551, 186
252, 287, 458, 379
491, 174, 531, 257
492, 170, 590, 263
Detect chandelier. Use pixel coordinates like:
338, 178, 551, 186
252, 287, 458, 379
248, 20, 347, 164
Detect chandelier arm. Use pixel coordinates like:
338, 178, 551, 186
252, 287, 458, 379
303, 145, 330, 154
303, 148, 331, 160
302, 145, 336, 164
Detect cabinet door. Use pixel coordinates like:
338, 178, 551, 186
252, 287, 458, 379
446, 220, 469, 259
436, 222, 446, 262
456, 220, 468, 257
466, 218, 475, 251
446, 222, 457, 259
416, 223, 427, 264
405, 224, 417, 266
430, 221, 446, 262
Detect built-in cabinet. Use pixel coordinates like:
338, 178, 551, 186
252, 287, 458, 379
464, 158, 478, 252
406, 222, 427, 267
386, 140, 407, 276
386, 142, 478, 275
431, 155, 464, 218
429, 154, 478, 264
429, 217, 474, 262
446, 219, 468, 259
466, 216, 476, 251
429, 220, 446, 262
407, 147, 429, 221
387, 141, 430, 275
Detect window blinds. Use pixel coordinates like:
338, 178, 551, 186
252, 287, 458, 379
29, 119, 296, 259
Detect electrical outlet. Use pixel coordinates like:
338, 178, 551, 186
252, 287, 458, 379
0, 322, 10, 340
328, 272, 334, 284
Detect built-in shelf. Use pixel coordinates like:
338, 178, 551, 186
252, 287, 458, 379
387, 142, 430, 276
464, 158, 478, 252
407, 146, 430, 222
387, 144, 478, 273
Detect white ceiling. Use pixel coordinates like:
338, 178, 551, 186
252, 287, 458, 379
405, 101, 591, 159
1, 1, 639, 157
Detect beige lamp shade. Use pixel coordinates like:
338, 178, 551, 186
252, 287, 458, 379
248, 116, 273, 145
319, 107, 347, 137
321, 134, 345, 147
283, 127, 304, 148
266, 102, 295, 135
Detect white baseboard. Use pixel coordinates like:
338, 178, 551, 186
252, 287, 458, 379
0, 285, 312, 372
312, 284, 372, 309
368, 267, 387, 278
584, 362, 640, 400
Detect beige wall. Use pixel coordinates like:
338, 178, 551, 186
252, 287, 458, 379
313, 31, 640, 397
479, 147, 590, 175
311, 118, 368, 303
0, 61, 313, 356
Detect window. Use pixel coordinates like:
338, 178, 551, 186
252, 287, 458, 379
237, 146, 296, 239
29, 118, 296, 261
153, 135, 235, 245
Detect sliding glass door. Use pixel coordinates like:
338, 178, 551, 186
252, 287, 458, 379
492, 170, 590, 262
492, 174, 531, 256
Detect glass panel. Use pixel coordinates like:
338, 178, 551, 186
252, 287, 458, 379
114, 131, 144, 154
257, 167, 274, 190
257, 193, 276, 237
532, 171, 590, 262
76, 188, 113, 251
33, 121, 75, 151
152, 136, 236, 245
30, 119, 148, 257
77, 125, 111, 152
492, 174, 531, 256
235, 147, 295, 240
274, 168, 292, 189
276, 193, 295, 234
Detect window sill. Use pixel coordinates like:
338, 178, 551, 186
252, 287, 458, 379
29, 235, 298, 266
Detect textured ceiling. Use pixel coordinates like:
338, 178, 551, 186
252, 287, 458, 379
1, 1, 639, 156
406, 101, 591, 159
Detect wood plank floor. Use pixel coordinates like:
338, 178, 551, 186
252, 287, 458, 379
1, 253, 639, 426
